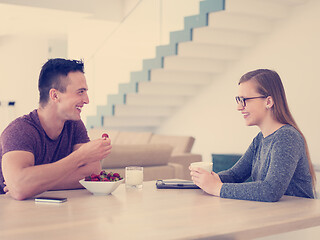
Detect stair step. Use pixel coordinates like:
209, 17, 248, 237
208, 12, 273, 33
163, 56, 226, 73
103, 116, 164, 128
272, 0, 308, 4
138, 82, 201, 96
150, 68, 213, 85
193, 28, 257, 47
114, 105, 176, 117
126, 94, 187, 107
225, 0, 289, 19
178, 42, 242, 60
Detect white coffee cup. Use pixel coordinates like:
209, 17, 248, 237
190, 162, 213, 173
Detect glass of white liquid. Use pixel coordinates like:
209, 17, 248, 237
125, 166, 143, 189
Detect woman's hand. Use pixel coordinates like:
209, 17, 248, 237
190, 167, 223, 196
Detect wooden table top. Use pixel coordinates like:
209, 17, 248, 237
1, 181, 320, 240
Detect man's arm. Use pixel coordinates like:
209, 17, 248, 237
48, 142, 102, 190
2, 138, 110, 200
61, 142, 103, 190
73, 143, 85, 151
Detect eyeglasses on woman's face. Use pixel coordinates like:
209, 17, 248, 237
235, 96, 268, 107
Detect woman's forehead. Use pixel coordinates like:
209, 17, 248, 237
238, 80, 259, 95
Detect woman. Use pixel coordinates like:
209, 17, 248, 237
190, 69, 316, 202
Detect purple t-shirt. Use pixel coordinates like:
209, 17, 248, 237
0, 109, 90, 193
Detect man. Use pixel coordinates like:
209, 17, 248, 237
0, 58, 111, 200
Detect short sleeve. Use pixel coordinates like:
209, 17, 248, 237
1, 120, 38, 156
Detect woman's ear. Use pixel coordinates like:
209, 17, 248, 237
49, 89, 59, 102
266, 96, 274, 109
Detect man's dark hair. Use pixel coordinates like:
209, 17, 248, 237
38, 58, 84, 106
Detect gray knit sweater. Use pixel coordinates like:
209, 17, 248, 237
218, 125, 314, 202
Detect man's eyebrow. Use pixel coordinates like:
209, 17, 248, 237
77, 88, 88, 91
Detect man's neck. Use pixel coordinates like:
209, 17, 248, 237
37, 106, 65, 140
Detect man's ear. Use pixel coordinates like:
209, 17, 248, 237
266, 96, 274, 109
49, 89, 59, 102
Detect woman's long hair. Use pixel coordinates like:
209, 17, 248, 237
239, 69, 316, 191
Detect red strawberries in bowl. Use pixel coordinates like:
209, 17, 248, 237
85, 170, 123, 182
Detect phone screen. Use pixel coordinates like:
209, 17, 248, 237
35, 196, 67, 203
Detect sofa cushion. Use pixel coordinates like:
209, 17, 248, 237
113, 131, 153, 144
101, 144, 173, 168
149, 134, 195, 155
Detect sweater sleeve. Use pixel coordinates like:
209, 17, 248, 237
219, 129, 304, 202
218, 136, 257, 183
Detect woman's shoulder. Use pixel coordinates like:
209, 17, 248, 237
275, 124, 302, 138
274, 124, 304, 145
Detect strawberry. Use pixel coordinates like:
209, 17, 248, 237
113, 173, 120, 178
91, 174, 98, 179
85, 171, 122, 182
102, 133, 109, 140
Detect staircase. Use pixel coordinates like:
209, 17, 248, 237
87, 0, 308, 131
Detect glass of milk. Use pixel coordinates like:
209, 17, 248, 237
125, 166, 143, 189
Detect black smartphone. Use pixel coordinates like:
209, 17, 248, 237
35, 196, 67, 203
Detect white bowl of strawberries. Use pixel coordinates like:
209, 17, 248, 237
79, 170, 124, 195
